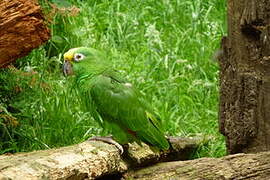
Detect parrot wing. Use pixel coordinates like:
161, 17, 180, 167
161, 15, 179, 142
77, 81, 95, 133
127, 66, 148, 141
89, 72, 169, 150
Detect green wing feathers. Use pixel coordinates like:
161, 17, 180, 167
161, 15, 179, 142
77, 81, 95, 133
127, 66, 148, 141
137, 112, 170, 150
89, 73, 169, 150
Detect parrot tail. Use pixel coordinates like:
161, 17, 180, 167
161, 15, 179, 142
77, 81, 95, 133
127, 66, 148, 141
138, 124, 170, 150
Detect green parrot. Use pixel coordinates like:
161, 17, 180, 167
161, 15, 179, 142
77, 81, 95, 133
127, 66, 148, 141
63, 47, 170, 151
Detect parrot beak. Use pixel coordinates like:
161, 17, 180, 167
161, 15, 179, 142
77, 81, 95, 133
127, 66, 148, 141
63, 61, 73, 76
63, 51, 74, 76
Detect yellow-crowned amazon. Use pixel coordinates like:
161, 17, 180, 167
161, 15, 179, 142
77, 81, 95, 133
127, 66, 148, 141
63, 47, 169, 153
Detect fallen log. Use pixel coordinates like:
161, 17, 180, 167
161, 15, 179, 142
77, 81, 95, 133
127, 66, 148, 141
0, 137, 203, 179
0, 0, 50, 67
126, 151, 270, 180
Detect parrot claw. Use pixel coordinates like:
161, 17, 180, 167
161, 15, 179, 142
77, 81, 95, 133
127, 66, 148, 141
88, 136, 124, 154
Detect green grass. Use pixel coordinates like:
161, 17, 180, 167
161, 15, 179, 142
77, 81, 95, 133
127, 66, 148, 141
0, 0, 226, 157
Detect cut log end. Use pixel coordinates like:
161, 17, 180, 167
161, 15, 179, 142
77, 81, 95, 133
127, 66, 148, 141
0, 0, 50, 67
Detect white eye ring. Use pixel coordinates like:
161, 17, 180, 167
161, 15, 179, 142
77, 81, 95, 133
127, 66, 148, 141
74, 53, 85, 62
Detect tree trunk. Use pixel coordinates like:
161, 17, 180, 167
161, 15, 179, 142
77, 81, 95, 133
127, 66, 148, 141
126, 152, 270, 180
0, 137, 202, 180
0, 0, 50, 67
219, 0, 270, 154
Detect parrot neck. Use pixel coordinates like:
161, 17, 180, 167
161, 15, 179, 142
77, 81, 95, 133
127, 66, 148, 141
74, 63, 108, 89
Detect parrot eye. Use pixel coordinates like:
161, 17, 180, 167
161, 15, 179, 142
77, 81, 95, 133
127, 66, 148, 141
74, 53, 85, 62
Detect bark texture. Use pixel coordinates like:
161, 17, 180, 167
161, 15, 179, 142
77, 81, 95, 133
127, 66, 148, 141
219, 0, 270, 154
0, 0, 50, 67
126, 151, 270, 180
0, 137, 201, 180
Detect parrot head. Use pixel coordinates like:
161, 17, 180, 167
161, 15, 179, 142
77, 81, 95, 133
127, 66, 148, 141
63, 47, 107, 77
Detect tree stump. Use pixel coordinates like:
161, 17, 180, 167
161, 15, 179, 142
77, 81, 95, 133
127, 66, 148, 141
0, 0, 50, 67
219, 0, 270, 154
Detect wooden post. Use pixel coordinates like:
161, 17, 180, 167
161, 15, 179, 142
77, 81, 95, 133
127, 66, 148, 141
219, 0, 270, 154
0, 0, 50, 67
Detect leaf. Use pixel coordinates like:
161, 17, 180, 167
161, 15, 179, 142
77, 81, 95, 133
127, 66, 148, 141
51, 35, 64, 44
51, 0, 72, 8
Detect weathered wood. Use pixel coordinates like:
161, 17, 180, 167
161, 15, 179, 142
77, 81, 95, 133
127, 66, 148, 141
0, 137, 202, 179
0, 0, 50, 67
219, 0, 270, 153
126, 151, 270, 180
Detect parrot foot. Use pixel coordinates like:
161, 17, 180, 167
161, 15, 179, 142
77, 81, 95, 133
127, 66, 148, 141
88, 136, 124, 154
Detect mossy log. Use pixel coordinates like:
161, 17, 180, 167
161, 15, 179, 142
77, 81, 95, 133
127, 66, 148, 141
126, 151, 270, 180
0, 137, 202, 179
0, 0, 50, 67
